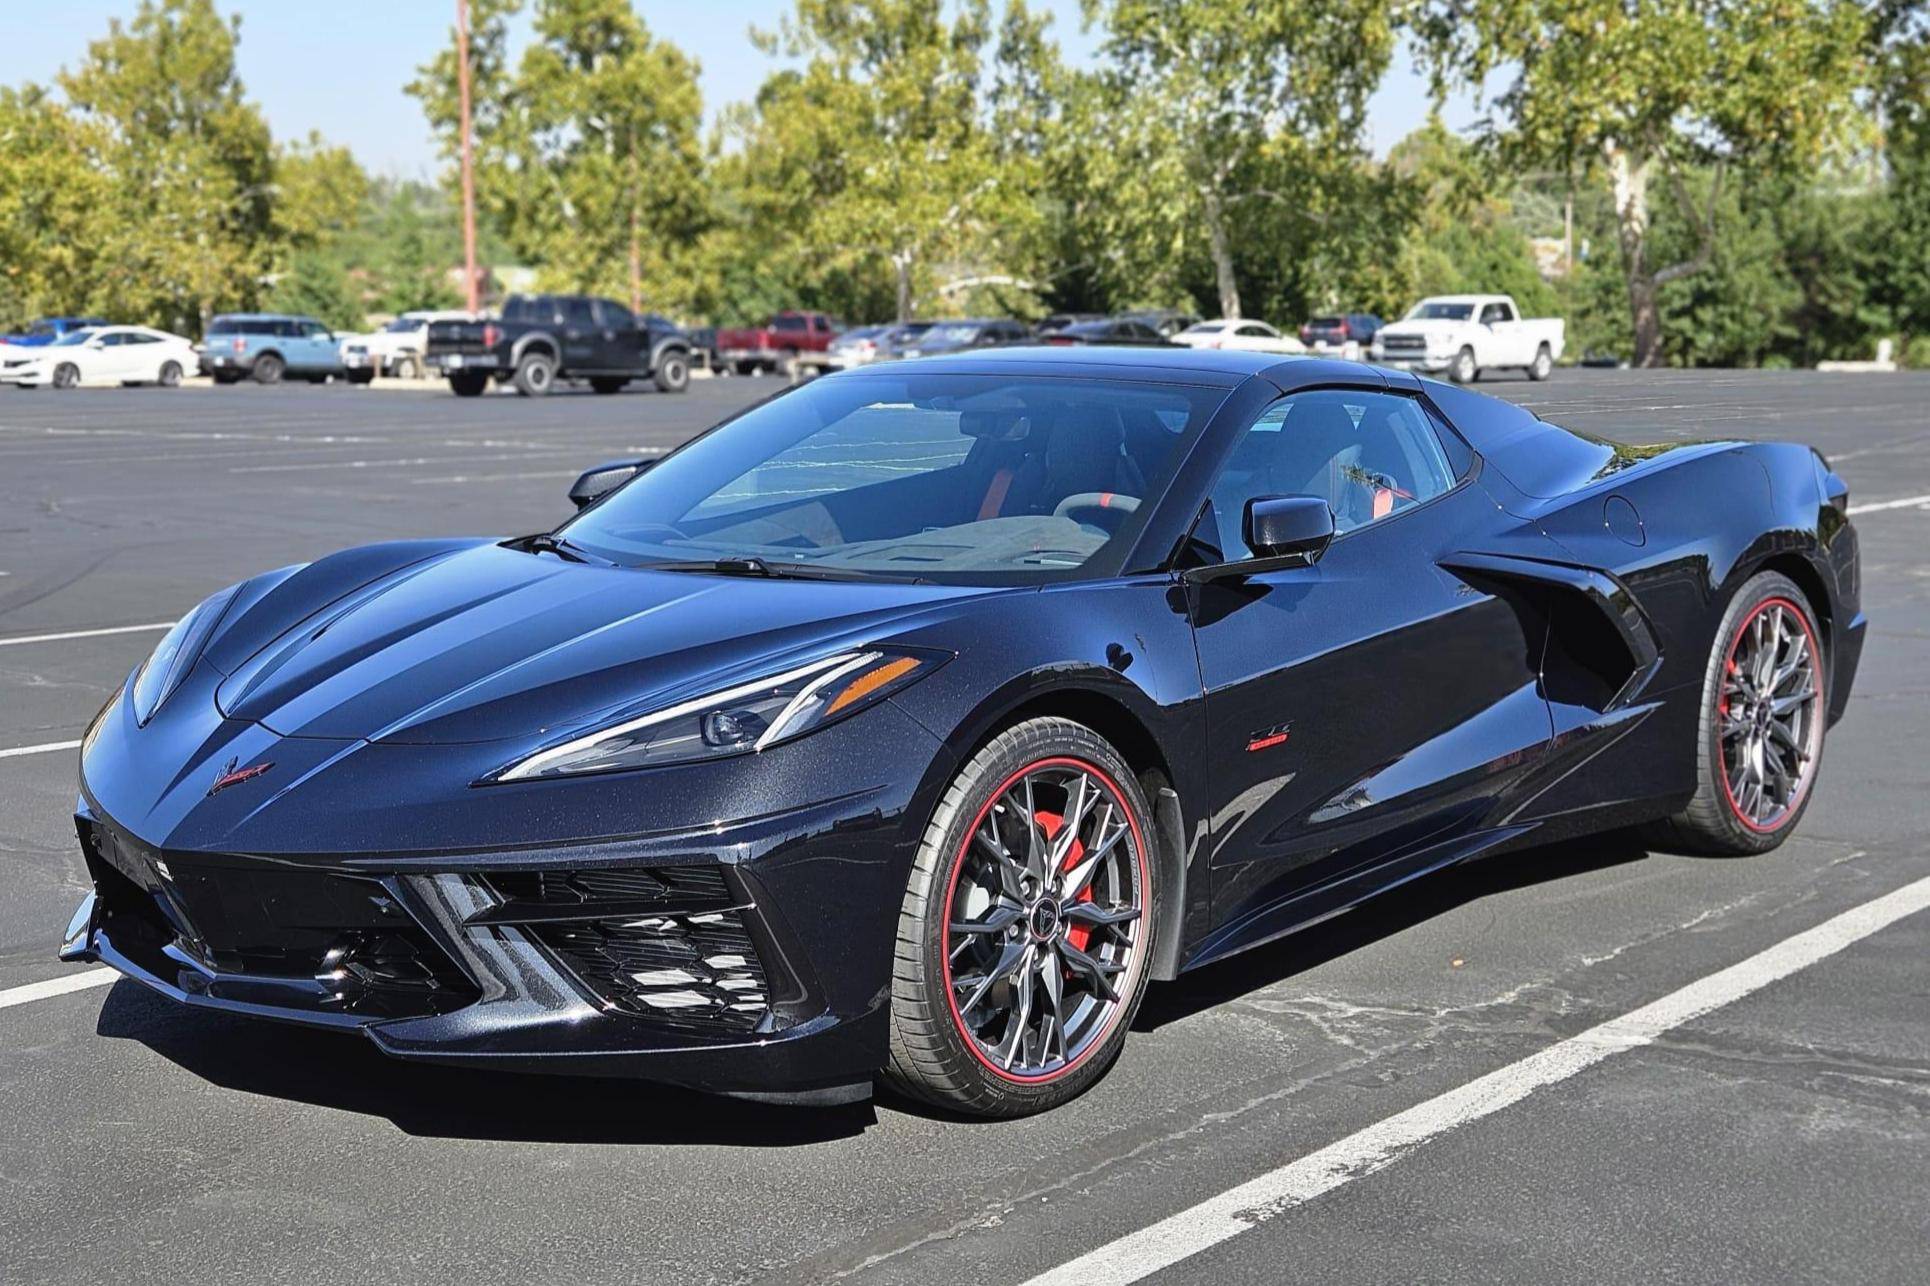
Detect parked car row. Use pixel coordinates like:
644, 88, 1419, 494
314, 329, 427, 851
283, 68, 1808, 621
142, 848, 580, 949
0, 290, 1569, 397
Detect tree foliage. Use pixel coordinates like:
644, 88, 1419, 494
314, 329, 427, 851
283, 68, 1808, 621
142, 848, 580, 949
410, 0, 708, 315
1416, 0, 1875, 365
1077, 0, 1399, 318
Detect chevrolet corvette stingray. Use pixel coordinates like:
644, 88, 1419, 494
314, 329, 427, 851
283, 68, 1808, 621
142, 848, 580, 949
61, 349, 1863, 1117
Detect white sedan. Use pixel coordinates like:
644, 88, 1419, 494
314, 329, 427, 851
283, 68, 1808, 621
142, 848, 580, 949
1, 326, 198, 389
1172, 318, 1307, 355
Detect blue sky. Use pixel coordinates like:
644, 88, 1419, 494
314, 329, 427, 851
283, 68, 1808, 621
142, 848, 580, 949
1, 2, 1478, 179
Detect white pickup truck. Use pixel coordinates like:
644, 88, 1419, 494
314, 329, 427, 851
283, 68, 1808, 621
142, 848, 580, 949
1370, 294, 1565, 383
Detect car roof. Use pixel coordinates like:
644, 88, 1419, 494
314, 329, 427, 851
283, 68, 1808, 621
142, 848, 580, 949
829, 344, 1369, 388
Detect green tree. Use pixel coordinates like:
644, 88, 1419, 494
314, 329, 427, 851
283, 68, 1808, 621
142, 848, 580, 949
728, 0, 1048, 321
1080, 0, 1399, 318
58, 0, 276, 331
1417, 0, 1873, 366
410, 0, 707, 315
0, 86, 116, 329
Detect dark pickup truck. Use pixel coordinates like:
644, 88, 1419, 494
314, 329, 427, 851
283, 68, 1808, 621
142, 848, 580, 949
424, 294, 692, 397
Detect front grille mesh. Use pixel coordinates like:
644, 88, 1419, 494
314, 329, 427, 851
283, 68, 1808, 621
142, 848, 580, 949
486, 865, 730, 909
528, 910, 770, 1032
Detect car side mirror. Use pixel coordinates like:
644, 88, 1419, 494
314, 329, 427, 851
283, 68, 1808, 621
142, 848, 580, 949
568, 458, 653, 509
1244, 495, 1335, 565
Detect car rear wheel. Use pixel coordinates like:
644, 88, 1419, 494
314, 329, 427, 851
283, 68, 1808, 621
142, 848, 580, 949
52, 363, 80, 390
447, 371, 489, 398
1450, 347, 1477, 383
157, 361, 182, 387
653, 350, 690, 393
1528, 344, 1553, 381
1644, 571, 1827, 856
512, 351, 556, 396
252, 353, 284, 385
884, 717, 1156, 1117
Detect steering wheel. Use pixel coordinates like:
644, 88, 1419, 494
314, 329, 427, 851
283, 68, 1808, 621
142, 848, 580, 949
1052, 492, 1140, 525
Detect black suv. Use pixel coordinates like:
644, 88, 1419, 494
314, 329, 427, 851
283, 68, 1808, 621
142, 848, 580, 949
425, 295, 693, 397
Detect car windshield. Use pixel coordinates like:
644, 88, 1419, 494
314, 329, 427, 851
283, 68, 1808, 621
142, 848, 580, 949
53, 330, 97, 347
1407, 302, 1475, 321
558, 371, 1228, 585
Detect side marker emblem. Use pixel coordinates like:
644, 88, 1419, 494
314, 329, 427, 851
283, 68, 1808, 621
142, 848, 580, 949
1246, 723, 1293, 753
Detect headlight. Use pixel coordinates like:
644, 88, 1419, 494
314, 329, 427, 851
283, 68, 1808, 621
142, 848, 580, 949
490, 648, 943, 782
131, 586, 237, 725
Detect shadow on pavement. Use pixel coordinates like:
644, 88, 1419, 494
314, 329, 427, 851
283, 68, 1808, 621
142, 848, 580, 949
1133, 832, 1650, 1033
94, 985, 875, 1146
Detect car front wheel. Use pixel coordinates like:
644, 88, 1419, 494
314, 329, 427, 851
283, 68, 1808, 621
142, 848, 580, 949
1450, 347, 1478, 383
52, 363, 80, 390
884, 717, 1157, 1117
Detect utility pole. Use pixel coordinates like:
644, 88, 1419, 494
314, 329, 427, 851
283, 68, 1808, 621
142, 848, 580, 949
456, 0, 480, 314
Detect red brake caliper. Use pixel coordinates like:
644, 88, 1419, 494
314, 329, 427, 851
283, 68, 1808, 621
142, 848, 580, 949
1033, 809, 1095, 954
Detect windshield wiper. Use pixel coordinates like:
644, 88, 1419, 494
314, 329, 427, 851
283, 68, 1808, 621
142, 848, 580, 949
642, 557, 925, 583
510, 532, 595, 563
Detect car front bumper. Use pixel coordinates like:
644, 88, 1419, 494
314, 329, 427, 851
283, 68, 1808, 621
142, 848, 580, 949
1371, 350, 1453, 372
59, 777, 934, 1103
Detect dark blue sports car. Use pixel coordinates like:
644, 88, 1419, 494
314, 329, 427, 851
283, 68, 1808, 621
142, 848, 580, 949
61, 349, 1863, 1116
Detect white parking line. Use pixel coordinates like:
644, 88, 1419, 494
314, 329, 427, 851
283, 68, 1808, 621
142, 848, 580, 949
1023, 870, 1930, 1286
0, 968, 119, 1011
1847, 494, 1930, 515
0, 622, 173, 648
0, 739, 83, 760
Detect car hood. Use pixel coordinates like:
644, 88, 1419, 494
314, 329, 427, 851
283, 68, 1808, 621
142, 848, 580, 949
208, 540, 990, 746
1380, 319, 1470, 340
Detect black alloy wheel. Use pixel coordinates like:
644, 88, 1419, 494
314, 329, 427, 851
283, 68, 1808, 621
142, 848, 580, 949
885, 717, 1155, 1117
1646, 571, 1826, 855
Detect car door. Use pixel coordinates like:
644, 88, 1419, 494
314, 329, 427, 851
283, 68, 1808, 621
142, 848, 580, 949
593, 299, 644, 372
1479, 300, 1523, 366
1185, 385, 1556, 959
86, 331, 132, 382
558, 297, 599, 368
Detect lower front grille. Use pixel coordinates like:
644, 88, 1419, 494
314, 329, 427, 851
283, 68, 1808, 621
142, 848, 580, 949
527, 910, 771, 1033
79, 815, 479, 1019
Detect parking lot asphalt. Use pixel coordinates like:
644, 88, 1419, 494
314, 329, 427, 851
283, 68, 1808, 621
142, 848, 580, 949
2, 369, 1926, 1285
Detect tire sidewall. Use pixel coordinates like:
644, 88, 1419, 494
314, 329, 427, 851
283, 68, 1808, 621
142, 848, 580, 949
1452, 348, 1476, 383
158, 361, 182, 387
515, 352, 555, 396
891, 718, 1158, 1116
54, 363, 78, 389
655, 351, 689, 392
1693, 572, 1826, 853
253, 354, 283, 384
1530, 346, 1552, 380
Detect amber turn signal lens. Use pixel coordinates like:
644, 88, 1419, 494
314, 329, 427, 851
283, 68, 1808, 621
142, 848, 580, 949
824, 655, 922, 716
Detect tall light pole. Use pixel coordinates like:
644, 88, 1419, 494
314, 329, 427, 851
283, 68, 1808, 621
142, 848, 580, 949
456, 0, 480, 314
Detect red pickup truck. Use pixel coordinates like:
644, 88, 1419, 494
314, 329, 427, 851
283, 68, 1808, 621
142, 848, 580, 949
714, 311, 841, 374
